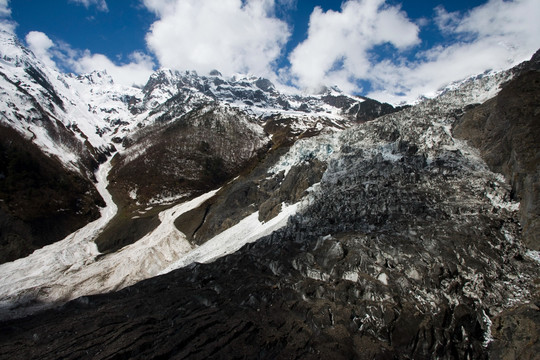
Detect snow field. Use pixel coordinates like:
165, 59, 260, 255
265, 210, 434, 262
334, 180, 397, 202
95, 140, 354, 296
0, 170, 220, 316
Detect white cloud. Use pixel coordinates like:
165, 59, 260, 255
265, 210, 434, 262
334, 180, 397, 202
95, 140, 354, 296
142, 0, 176, 16
69, 0, 108, 12
366, 0, 540, 104
26, 31, 57, 69
144, 0, 291, 78
285, 0, 540, 104
23, 31, 155, 87
0, 0, 16, 33
70, 51, 155, 86
0, 0, 10, 17
288, 0, 420, 92
433, 6, 461, 35
9, 0, 540, 104
276, 0, 296, 10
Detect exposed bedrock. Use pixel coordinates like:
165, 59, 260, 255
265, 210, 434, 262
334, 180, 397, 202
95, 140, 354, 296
0, 125, 103, 264
454, 69, 540, 249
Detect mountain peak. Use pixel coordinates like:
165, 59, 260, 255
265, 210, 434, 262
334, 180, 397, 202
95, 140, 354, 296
77, 70, 114, 85
0, 29, 33, 68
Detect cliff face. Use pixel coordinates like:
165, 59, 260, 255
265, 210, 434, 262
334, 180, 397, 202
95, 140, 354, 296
454, 51, 540, 249
0, 125, 103, 264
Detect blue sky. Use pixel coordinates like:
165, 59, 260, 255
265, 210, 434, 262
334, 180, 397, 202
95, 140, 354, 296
1, 0, 539, 104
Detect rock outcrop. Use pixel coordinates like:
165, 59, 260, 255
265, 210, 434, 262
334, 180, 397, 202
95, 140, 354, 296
453, 50, 540, 249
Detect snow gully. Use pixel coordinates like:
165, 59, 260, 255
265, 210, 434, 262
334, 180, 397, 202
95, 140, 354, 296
0, 157, 117, 320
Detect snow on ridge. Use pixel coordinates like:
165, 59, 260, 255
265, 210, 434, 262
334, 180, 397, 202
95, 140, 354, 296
0, 29, 149, 170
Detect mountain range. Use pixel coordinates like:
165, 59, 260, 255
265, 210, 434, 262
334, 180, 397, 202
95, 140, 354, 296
0, 28, 539, 359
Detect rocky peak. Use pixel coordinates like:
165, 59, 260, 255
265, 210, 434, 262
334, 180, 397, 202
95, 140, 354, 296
76, 70, 114, 85
142, 68, 181, 96
254, 77, 275, 92
0, 29, 32, 67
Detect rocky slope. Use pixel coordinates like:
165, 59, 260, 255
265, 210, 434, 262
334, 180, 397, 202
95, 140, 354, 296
453, 49, 540, 249
0, 48, 538, 359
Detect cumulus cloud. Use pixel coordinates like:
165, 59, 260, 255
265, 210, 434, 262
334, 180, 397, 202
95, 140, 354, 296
26, 31, 57, 69
285, 0, 540, 104
10, 0, 540, 103
70, 51, 155, 86
366, 0, 540, 104
144, 0, 291, 77
288, 0, 420, 93
23, 31, 155, 86
142, 0, 176, 16
69, 0, 108, 12
0, 0, 10, 17
0, 0, 16, 34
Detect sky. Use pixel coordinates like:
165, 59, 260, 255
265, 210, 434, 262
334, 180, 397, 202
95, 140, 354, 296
0, 0, 539, 104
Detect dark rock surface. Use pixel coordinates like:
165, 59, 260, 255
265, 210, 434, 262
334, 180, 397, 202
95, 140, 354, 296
0, 125, 103, 264
489, 302, 540, 360
454, 67, 540, 249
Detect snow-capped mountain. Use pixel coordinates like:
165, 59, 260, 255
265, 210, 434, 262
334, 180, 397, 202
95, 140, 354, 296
0, 28, 539, 359
0, 28, 400, 264
0, 28, 396, 176
0, 31, 135, 170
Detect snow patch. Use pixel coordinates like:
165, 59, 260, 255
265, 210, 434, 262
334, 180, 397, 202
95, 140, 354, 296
270, 134, 339, 177
380, 143, 403, 162
485, 189, 520, 212
343, 271, 359, 282
525, 250, 540, 264
377, 273, 389, 285
482, 309, 494, 348
161, 202, 299, 274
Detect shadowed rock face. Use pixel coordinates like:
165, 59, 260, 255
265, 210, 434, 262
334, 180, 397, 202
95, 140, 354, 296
453, 63, 540, 249
0, 125, 104, 264
489, 303, 540, 360
110, 105, 270, 206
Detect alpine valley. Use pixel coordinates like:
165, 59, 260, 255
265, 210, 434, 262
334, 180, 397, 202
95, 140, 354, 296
0, 28, 538, 359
